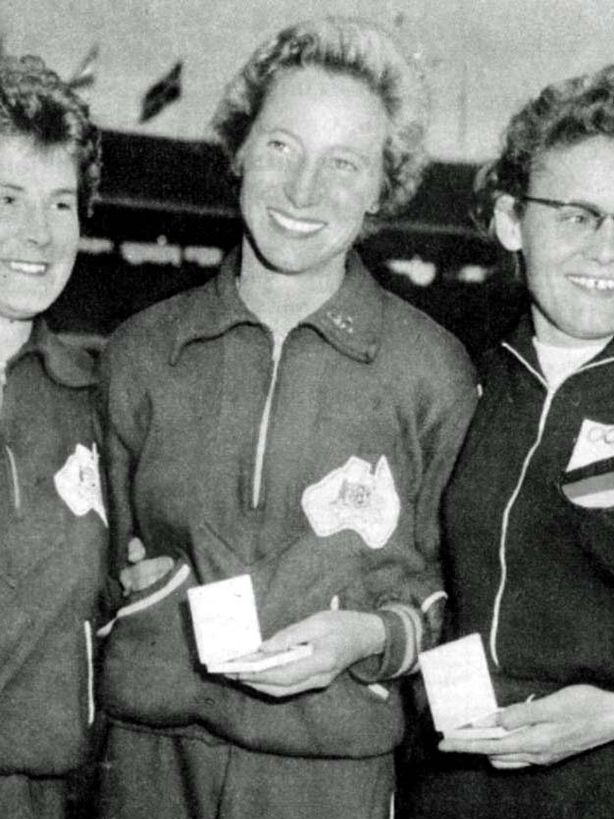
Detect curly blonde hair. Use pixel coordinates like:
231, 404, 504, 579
0, 54, 101, 217
474, 64, 614, 233
212, 16, 429, 218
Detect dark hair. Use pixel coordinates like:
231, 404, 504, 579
0, 54, 101, 217
212, 16, 428, 217
474, 64, 614, 232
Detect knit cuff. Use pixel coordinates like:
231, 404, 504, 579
350, 604, 422, 683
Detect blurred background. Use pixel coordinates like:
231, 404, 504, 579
2, 0, 613, 356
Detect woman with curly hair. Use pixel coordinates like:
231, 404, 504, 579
0, 54, 107, 817
403, 64, 614, 819
98, 15, 476, 819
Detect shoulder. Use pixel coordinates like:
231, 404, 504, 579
103, 281, 214, 369
379, 288, 475, 380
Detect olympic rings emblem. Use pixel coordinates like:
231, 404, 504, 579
587, 426, 614, 444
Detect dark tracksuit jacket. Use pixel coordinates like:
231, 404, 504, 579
408, 315, 614, 818
100, 250, 476, 760
0, 322, 108, 786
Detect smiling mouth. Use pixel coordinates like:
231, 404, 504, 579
4, 260, 48, 276
267, 208, 326, 236
569, 275, 614, 292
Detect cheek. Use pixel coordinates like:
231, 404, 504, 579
55, 221, 80, 259
326, 183, 374, 229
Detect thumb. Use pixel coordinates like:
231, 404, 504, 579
127, 536, 146, 563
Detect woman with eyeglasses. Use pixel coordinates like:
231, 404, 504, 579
401, 64, 614, 819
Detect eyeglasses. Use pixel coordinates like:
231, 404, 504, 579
519, 195, 614, 241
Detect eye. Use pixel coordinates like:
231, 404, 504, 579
0, 193, 16, 206
329, 156, 358, 173
53, 198, 77, 213
267, 139, 291, 154
558, 206, 597, 226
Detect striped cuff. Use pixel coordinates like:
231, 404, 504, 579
350, 604, 422, 683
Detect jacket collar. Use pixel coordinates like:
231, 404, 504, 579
503, 311, 614, 373
9, 319, 98, 387
171, 247, 384, 364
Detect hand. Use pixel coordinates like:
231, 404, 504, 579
439, 685, 614, 769
225, 610, 386, 698
119, 537, 175, 595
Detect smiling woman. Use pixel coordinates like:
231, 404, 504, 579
0, 55, 107, 819
98, 17, 477, 819
0, 136, 79, 319
404, 62, 614, 819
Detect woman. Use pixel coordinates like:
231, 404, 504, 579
403, 64, 614, 819
0, 56, 107, 817
99, 17, 476, 819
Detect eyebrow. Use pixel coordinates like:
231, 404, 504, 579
0, 182, 78, 196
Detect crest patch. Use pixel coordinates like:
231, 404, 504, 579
567, 418, 614, 472
301, 455, 400, 549
54, 443, 108, 526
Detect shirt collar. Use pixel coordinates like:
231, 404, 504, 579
10, 319, 98, 387
171, 248, 384, 364
504, 312, 614, 370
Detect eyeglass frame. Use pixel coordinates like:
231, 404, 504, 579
518, 195, 614, 235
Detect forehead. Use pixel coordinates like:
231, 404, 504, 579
530, 136, 614, 202
253, 66, 388, 151
0, 134, 78, 189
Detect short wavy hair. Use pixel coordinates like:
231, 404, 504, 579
474, 64, 614, 232
0, 54, 101, 217
212, 16, 429, 218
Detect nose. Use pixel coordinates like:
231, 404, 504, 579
590, 215, 614, 264
20, 202, 52, 247
284, 158, 321, 208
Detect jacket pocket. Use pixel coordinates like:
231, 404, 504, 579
0, 615, 94, 775
101, 561, 216, 725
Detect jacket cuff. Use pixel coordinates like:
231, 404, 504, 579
350, 604, 422, 683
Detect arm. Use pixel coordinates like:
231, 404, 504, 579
234, 336, 477, 698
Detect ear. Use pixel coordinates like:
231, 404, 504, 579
493, 194, 523, 252
230, 145, 245, 177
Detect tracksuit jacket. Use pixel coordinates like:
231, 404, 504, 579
445, 314, 614, 703
0, 320, 108, 776
100, 249, 476, 759
405, 315, 614, 819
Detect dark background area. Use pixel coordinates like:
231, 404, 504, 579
47, 131, 529, 358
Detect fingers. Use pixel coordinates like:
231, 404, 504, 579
489, 756, 531, 770
120, 556, 174, 594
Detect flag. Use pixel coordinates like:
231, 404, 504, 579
68, 44, 99, 90
139, 61, 183, 123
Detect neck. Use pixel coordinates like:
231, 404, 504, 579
0, 316, 32, 364
238, 238, 345, 336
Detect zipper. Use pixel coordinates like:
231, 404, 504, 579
489, 387, 555, 666
0, 364, 5, 413
251, 332, 285, 509
489, 345, 614, 666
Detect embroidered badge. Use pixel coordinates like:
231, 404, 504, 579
566, 418, 614, 472
54, 443, 108, 526
301, 455, 400, 549
561, 470, 614, 509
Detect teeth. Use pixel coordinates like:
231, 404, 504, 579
8, 261, 47, 275
269, 209, 325, 235
569, 276, 614, 291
